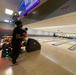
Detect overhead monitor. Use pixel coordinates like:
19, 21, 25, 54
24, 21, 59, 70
18, 0, 40, 18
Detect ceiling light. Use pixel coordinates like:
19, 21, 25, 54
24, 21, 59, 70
5, 8, 13, 15
4, 20, 9, 22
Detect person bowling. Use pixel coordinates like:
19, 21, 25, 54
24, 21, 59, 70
11, 20, 24, 65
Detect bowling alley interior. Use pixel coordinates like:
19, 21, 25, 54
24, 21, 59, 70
0, 0, 76, 75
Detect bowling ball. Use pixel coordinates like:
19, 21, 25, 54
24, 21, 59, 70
8, 48, 12, 55
3, 36, 6, 38
3, 39, 5, 42
2, 51, 6, 57
23, 42, 27, 46
8, 39, 11, 42
2, 43, 9, 49
9, 43, 12, 48
23, 33, 28, 37
9, 36, 12, 38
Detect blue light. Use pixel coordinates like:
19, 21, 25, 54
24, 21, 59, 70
18, 0, 26, 12
72, 38, 76, 40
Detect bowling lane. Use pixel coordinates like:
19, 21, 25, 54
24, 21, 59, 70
31, 37, 76, 74
29, 37, 70, 43
0, 37, 74, 75
30, 37, 70, 46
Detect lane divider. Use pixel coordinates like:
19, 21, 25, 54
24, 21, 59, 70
68, 44, 76, 51
52, 41, 70, 46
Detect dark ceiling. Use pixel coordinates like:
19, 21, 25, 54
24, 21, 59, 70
21, 0, 69, 25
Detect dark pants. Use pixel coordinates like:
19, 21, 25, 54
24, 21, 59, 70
11, 43, 20, 64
